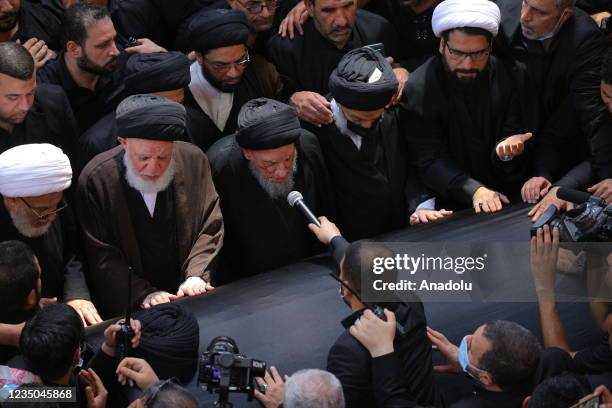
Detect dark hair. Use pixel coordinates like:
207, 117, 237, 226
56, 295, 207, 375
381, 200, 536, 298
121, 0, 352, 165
342, 241, 395, 296
602, 46, 612, 85
0, 42, 35, 80
61, 3, 111, 49
141, 380, 199, 408
478, 320, 542, 390
442, 26, 493, 45
0, 241, 39, 316
20, 303, 84, 382
3, 383, 61, 408
528, 373, 592, 408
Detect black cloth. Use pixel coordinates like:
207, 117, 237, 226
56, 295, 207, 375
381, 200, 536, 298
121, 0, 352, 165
10, 1, 62, 51
235, 98, 301, 149
123, 178, 181, 293
576, 0, 612, 13
184, 58, 281, 138
403, 55, 527, 210
206, 131, 334, 282
327, 302, 436, 408
185, 8, 249, 52
131, 303, 200, 383
267, 9, 400, 97
109, 0, 206, 49
0, 84, 78, 165
76, 105, 216, 175
574, 336, 612, 374
115, 94, 187, 141
0, 202, 90, 302
314, 105, 427, 241
555, 161, 595, 191
124, 51, 191, 93
0, 308, 37, 365
447, 386, 528, 408
493, 0, 611, 182
329, 47, 398, 111
364, 0, 439, 71
37, 53, 126, 134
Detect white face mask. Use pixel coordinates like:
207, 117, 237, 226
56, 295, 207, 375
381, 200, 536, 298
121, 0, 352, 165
523, 8, 568, 42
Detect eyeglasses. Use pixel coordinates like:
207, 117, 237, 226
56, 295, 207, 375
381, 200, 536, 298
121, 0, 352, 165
445, 43, 491, 62
237, 0, 278, 13
20, 198, 68, 220
143, 377, 179, 407
203, 51, 250, 73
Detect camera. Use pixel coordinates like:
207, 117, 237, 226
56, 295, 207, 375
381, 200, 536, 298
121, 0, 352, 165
530, 189, 612, 242
199, 336, 266, 407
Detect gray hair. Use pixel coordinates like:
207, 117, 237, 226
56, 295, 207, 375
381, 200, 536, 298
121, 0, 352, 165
284, 369, 345, 408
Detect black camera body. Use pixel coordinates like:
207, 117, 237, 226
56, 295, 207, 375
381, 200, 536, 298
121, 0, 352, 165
199, 337, 266, 404
530, 194, 612, 242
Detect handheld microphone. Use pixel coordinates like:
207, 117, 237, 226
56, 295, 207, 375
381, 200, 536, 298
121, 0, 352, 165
287, 191, 321, 227
557, 188, 605, 206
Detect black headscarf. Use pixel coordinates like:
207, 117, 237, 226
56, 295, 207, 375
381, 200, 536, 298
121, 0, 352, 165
116, 94, 186, 141
236, 98, 301, 149
329, 47, 398, 111
186, 9, 249, 53
124, 52, 191, 94
132, 303, 200, 383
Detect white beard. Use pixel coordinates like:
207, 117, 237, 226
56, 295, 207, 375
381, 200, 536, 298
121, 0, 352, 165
9, 209, 51, 238
249, 153, 298, 200
123, 153, 176, 194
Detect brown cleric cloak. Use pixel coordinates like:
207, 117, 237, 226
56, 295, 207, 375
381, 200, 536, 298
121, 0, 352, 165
77, 141, 224, 318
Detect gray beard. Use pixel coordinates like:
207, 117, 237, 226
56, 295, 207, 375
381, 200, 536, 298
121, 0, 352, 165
249, 154, 298, 200
9, 210, 51, 238
123, 153, 176, 194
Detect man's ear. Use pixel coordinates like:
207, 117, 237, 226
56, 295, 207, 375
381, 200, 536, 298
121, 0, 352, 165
522, 396, 530, 408
24, 289, 37, 310
195, 52, 205, 65
66, 40, 81, 57
304, 0, 315, 17
2, 196, 18, 212
241, 148, 253, 160
118, 137, 127, 148
439, 38, 445, 55
478, 371, 495, 388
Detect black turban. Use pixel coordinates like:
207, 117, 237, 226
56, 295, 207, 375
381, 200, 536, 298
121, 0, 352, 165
328, 47, 398, 111
124, 52, 191, 94
132, 303, 200, 383
116, 94, 186, 141
186, 9, 249, 53
236, 98, 301, 150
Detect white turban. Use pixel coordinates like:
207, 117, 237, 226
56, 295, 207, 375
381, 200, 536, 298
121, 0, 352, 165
432, 0, 501, 38
0, 144, 72, 198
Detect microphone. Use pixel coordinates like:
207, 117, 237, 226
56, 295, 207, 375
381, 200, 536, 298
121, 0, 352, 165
557, 187, 605, 206
287, 191, 321, 227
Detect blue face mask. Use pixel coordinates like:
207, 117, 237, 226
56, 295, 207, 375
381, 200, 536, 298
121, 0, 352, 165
523, 9, 567, 42
458, 336, 470, 372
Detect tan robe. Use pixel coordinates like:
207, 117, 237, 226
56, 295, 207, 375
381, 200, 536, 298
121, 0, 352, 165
77, 141, 224, 318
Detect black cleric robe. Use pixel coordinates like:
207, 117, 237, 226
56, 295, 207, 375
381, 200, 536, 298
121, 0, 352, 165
76, 142, 224, 318
266, 9, 401, 97
0, 202, 91, 302
403, 55, 528, 210
493, 0, 611, 182
206, 131, 334, 283
312, 104, 428, 241
75, 104, 218, 176
10, 0, 62, 51
184, 55, 283, 142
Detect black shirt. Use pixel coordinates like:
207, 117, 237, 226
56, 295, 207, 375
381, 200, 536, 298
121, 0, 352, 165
37, 54, 126, 133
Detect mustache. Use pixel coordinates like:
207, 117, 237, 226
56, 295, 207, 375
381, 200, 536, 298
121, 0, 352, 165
454, 69, 480, 75
0, 11, 18, 19
331, 25, 350, 34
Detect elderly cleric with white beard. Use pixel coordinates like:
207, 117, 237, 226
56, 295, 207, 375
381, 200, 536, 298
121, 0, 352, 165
206, 98, 334, 283
77, 94, 224, 319
0, 144, 102, 326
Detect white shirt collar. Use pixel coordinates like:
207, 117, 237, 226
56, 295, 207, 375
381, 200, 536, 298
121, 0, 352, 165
188, 61, 234, 132
331, 99, 362, 150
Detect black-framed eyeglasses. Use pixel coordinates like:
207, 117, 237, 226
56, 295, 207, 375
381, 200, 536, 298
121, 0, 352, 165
203, 50, 250, 73
237, 0, 278, 13
20, 198, 68, 220
444, 43, 491, 62
143, 377, 179, 406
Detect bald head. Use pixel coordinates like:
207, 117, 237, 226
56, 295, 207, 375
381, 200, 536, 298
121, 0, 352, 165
285, 369, 345, 408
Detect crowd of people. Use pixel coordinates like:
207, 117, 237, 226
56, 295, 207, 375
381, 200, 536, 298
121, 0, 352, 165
0, 0, 611, 406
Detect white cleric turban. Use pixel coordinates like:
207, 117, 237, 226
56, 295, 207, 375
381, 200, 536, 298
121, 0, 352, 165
0, 144, 72, 197
432, 0, 501, 38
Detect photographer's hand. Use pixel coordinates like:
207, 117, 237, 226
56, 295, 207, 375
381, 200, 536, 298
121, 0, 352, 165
116, 357, 159, 390
527, 187, 573, 222
308, 216, 342, 245
426, 327, 461, 374
522, 177, 552, 204
588, 179, 612, 204
349, 309, 396, 357
101, 319, 141, 357
254, 366, 287, 408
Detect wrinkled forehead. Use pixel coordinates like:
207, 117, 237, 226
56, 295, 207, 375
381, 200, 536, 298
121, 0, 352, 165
126, 138, 174, 156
